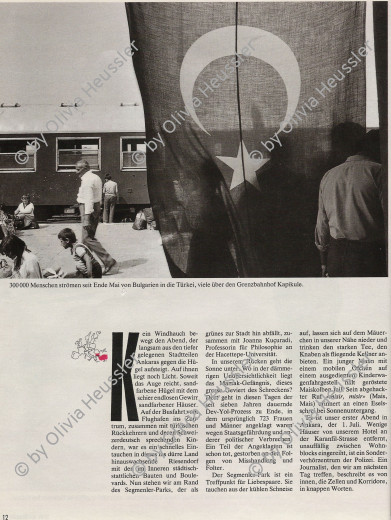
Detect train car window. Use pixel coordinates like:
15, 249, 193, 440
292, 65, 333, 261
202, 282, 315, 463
120, 137, 146, 170
57, 137, 101, 172
0, 138, 37, 172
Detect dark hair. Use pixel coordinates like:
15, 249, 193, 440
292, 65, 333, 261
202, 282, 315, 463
1, 235, 27, 271
358, 129, 380, 162
21, 194, 30, 202
58, 228, 77, 244
331, 123, 366, 157
105, 175, 112, 181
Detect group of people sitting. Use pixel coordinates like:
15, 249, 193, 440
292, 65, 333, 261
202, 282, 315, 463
0, 227, 103, 279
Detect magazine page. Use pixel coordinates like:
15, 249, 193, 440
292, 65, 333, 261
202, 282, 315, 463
0, 1, 389, 519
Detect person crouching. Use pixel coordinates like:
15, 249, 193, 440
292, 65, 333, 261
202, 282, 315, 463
58, 228, 102, 278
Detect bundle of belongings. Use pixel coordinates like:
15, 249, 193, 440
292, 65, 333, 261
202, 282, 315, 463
132, 208, 157, 230
132, 210, 147, 230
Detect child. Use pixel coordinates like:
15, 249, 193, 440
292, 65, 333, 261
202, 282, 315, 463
1, 235, 42, 278
58, 228, 102, 278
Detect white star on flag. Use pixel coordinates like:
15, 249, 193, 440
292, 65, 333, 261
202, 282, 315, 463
217, 142, 269, 191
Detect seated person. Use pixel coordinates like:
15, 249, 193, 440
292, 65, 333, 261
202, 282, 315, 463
1, 234, 42, 278
0, 204, 15, 238
57, 228, 102, 278
14, 195, 37, 229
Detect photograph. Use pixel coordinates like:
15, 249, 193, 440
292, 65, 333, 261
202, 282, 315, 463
0, 4, 389, 520
0, 2, 387, 278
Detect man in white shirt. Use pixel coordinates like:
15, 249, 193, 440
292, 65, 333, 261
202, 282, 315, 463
76, 160, 117, 274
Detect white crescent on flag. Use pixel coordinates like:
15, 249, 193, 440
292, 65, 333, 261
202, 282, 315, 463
180, 25, 301, 135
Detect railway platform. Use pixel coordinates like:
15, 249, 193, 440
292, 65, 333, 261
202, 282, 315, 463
16, 222, 171, 278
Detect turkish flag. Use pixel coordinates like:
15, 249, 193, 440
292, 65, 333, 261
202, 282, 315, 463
126, 2, 365, 277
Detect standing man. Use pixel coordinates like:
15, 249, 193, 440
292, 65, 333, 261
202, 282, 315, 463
76, 160, 117, 274
103, 175, 119, 223
315, 130, 386, 277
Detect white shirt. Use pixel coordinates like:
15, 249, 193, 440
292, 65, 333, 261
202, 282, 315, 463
77, 170, 102, 215
103, 179, 118, 196
12, 251, 42, 279
15, 202, 34, 216
315, 156, 385, 252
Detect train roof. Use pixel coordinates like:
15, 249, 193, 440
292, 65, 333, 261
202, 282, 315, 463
0, 105, 146, 134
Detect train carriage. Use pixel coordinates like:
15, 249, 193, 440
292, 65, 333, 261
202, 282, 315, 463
0, 104, 148, 221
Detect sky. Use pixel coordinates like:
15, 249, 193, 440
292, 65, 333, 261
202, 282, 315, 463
0, 2, 378, 126
0, 3, 142, 106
